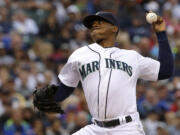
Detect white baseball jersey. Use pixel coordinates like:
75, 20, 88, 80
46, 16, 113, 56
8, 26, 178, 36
58, 43, 160, 120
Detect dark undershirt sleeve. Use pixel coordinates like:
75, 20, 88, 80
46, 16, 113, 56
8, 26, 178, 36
157, 31, 174, 80
55, 82, 75, 102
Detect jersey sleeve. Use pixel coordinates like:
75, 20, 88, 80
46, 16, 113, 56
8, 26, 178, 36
136, 52, 160, 81
58, 53, 80, 87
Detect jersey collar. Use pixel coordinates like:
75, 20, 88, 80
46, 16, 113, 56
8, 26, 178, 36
88, 43, 118, 54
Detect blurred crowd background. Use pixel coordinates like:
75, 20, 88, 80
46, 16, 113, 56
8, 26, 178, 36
0, 0, 180, 135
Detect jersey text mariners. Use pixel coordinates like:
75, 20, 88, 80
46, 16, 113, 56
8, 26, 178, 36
79, 59, 132, 80
58, 43, 160, 120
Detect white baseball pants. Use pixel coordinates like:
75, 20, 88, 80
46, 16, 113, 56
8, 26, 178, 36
72, 113, 145, 135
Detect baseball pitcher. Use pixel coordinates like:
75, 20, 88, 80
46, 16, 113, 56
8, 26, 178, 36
33, 12, 174, 135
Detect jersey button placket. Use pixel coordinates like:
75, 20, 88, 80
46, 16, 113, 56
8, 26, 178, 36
98, 51, 111, 119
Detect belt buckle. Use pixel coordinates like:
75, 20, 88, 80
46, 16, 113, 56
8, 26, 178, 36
125, 115, 132, 123
95, 120, 105, 127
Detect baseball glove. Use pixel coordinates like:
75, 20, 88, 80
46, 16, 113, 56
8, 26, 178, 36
33, 84, 64, 114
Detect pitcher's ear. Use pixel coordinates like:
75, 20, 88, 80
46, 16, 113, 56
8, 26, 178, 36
112, 26, 118, 33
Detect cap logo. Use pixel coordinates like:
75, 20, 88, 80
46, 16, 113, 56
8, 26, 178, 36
96, 12, 100, 15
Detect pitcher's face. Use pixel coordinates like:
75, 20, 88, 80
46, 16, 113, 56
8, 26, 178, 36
90, 20, 118, 43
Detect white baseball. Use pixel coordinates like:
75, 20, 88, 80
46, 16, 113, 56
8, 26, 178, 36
146, 12, 158, 24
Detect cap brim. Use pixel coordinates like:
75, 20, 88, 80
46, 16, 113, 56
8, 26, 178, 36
83, 15, 110, 29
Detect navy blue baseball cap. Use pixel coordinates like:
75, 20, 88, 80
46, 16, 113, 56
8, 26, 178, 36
83, 11, 119, 29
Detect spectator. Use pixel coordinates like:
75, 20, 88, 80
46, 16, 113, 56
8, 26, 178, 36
30, 39, 54, 62
69, 27, 88, 51
157, 125, 169, 135
43, 70, 57, 85
156, 84, 173, 118
137, 37, 151, 57
42, 113, 58, 128
143, 110, 162, 135
64, 106, 77, 132
128, 17, 150, 43
138, 89, 160, 118
46, 118, 68, 135
23, 108, 35, 126
0, 66, 10, 87
2, 78, 26, 108
137, 81, 146, 118
67, 5, 81, 22
3, 108, 34, 135
12, 10, 39, 35
0, 99, 12, 135
163, 0, 180, 20
10, 32, 25, 50
0, 7, 12, 33
174, 111, 180, 135
165, 111, 178, 135
15, 69, 36, 98
55, 0, 71, 25
39, 8, 60, 42
32, 119, 45, 135
0, 45, 14, 65
70, 111, 89, 134
170, 90, 180, 112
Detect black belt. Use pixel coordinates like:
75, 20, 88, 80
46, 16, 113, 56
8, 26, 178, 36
94, 115, 132, 128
